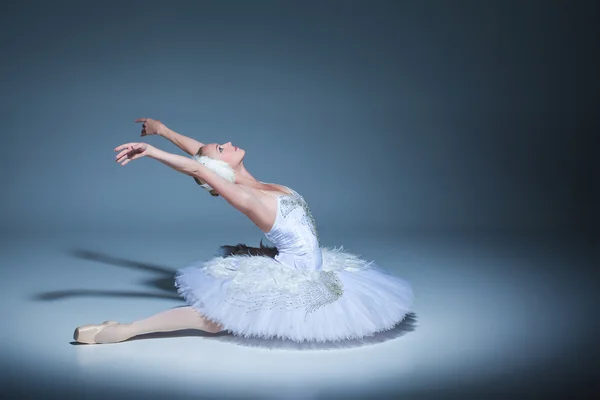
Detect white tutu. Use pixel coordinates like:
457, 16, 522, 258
175, 246, 414, 343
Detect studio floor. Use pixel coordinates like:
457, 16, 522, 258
0, 227, 596, 399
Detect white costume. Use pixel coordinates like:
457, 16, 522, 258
175, 186, 413, 342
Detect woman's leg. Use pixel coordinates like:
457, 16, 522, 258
81, 306, 222, 344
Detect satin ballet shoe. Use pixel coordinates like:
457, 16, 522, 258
73, 321, 119, 344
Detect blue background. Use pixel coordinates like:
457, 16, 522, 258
1, 1, 597, 399
2, 0, 595, 237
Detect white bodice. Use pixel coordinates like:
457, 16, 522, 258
264, 187, 323, 271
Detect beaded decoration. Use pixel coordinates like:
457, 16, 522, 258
200, 246, 377, 318
279, 192, 320, 244
225, 269, 344, 320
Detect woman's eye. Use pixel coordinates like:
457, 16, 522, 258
218, 146, 223, 153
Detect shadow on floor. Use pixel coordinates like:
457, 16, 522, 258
45, 247, 418, 350
32, 248, 180, 301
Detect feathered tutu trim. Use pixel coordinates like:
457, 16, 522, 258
175, 243, 413, 343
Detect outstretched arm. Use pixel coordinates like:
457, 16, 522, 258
135, 118, 204, 156
160, 125, 204, 156
114, 142, 253, 212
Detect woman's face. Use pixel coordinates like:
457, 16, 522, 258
201, 142, 245, 168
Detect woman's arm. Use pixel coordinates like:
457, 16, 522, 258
135, 118, 204, 156
159, 126, 204, 156
115, 142, 253, 212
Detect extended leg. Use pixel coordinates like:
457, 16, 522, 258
75, 306, 222, 344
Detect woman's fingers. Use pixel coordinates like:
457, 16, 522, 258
120, 154, 138, 166
115, 149, 130, 159
114, 143, 142, 153
116, 147, 135, 163
115, 143, 147, 165
114, 143, 135, 152
123, 152, 145, 165
117, 153, 131, 164
117, 143, 144, 151
115, 147, 138, 160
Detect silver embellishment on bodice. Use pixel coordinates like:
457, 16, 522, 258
279, 193, 320, 244
280, 196, 302, 218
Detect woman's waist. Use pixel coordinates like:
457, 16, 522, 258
274, 247, 323, 270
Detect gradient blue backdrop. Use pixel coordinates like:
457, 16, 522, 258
2, 0, 595, 237
1, 1, 598, 399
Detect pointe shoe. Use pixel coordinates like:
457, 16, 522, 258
74, 321, 119, 344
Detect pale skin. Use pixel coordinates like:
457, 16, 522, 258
73, 118, 293, 344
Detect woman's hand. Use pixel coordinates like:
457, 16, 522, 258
114, 143, 154, 166
135, 118, 165, 136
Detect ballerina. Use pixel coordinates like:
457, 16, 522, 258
74, 118, 414, 344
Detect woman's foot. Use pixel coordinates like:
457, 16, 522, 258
73, 321, 128, 344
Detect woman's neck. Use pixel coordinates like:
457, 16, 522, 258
234, 164, 265, 188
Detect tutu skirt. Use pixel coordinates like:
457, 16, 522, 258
175, 244, 413, 343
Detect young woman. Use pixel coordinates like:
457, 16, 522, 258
74, 118, 414, 344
